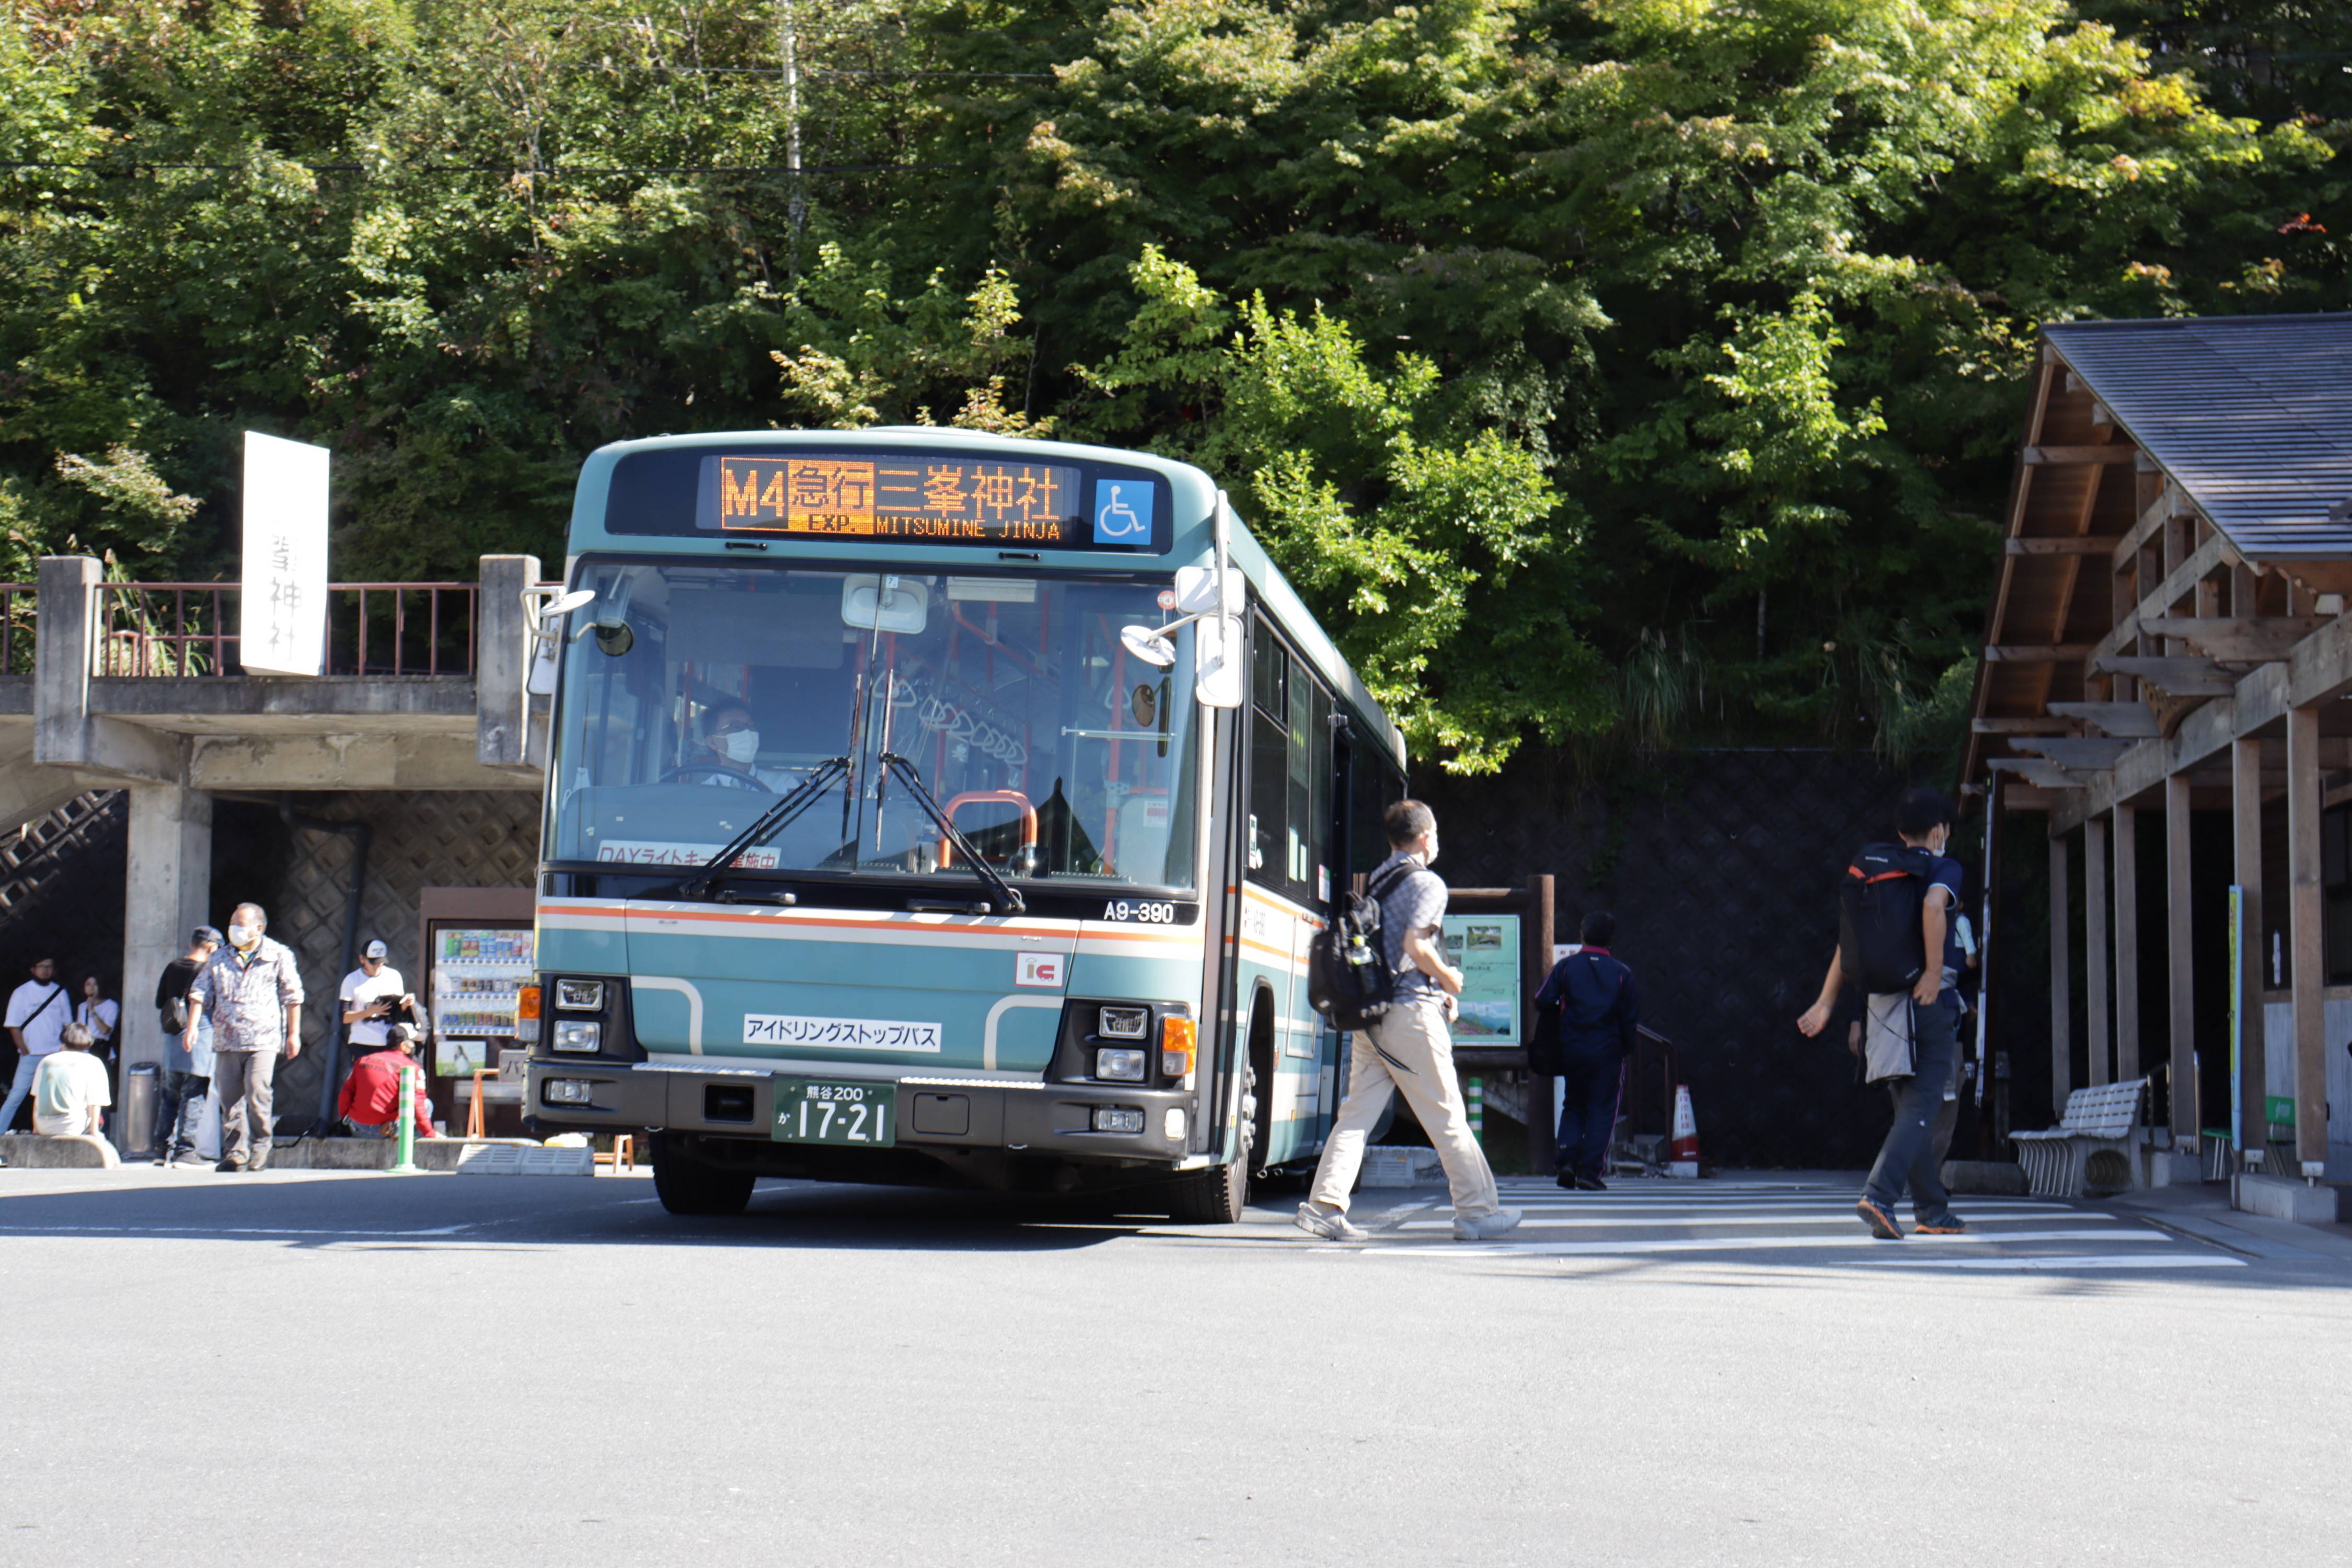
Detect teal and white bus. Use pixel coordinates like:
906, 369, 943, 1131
523, 430, 1406, 1221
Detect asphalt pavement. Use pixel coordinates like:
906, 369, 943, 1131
4, 1164, 2347, 1566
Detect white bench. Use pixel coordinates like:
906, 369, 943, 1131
2010, 1078, 2149, 1196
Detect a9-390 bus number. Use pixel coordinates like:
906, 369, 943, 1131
1101, 900, 1180, 924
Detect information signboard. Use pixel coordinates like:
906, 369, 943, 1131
239, 431, 329, 676
1443, 913, 1521, 1046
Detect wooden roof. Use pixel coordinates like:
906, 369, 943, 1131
2045, 316, 2352, 564
1966, 315, 2352, 794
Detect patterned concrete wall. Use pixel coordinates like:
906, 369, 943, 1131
267, 790, 541, 1125
1415, 748, 1920, 1169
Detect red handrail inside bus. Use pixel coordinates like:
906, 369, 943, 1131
937, 791, 1040, 869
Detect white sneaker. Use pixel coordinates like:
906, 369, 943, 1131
1295, 1203, 1369, 1242
1452, 1206, 1522, 1242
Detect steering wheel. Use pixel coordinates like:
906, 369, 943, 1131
655, 763, 774, 793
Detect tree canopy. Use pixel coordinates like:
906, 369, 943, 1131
3, 0, 2343, 767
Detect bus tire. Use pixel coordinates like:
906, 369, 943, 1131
1163, 1154, 1249, 1225
651, 1140, 757, 1216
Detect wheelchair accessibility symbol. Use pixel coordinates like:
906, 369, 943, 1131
1094, 481, 1154, 543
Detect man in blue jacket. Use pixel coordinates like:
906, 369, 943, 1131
1536, 911, 1641, 1191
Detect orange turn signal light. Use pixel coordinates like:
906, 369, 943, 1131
1159, 1015, 1197, 1078
517, 983, 543, 1021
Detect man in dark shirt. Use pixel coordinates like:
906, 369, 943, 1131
149, 926, 221, 1166
1535, 911, 1641, 1191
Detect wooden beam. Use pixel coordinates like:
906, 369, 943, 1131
2047, 701, 2160, 738
2010, 737, 2132, 770
1965, 353, 2065, 788
2233, 736, 2267, 1159
1987, 759, 2085, 790
2006, 536, 2120, 556
2037, 440, 2116, 712
2138, 616, 2333, 663
2288, 705, 2325, 1172
2025, 444, 2140, 466
2050, 827, 2072, 1112
2091, 656, 2238, 697
2086, 815, 2111, 1087
2137, 530, 2231, 628
2113, 803, 2140, 1082
2165, 772, 2194, 1138
1986, 644, 2097, 662
2051, 609, 2352, 835
2109, 479, 2194, 571
1972, 717, 2076, 735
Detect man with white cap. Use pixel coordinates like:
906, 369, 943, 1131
339, 940, 417, 1060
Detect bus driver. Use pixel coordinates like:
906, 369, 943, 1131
694, 700, 767, 790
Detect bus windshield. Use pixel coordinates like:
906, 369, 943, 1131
546, 561, 1200, 893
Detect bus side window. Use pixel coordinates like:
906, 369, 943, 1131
1349, 743, 1400, 880
1248, 622, 1288, 880
1285, 656, 1312, 893
1308, 682, 1333, 906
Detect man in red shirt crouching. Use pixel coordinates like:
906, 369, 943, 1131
337, 1025, 434, 1141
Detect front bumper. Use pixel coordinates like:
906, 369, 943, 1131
526, 1058, 1200, 1166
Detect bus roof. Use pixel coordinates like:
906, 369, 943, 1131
568, 429, 1406, 769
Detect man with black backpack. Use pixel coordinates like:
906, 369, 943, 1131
1797, 788, 1968, 1240
1295, 800, 1520, 1244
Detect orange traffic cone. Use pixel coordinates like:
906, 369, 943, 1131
1668, 1083, 1700, 1178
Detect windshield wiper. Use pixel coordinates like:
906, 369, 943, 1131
680, 756, 851, 900
877, 752, 1026, 915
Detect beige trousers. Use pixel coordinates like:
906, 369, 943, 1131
1306, 994, 1500, 1219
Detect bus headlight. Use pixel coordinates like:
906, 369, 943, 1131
555, 979, 606, 1012
1092, 1106, 1146, 1135
1097, 1006, 1149, 1040
1094, 1047, 1147, 1082
544, 1079, 596, 1105
551, 1021, 602, 1053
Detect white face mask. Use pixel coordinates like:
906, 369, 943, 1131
716, 729, 760, 765
227, 924, 257, 948
1422, 835, 1440, 866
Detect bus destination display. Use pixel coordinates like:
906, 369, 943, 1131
718, 455, 1081, 540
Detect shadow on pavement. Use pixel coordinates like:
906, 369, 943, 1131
0, 1169, 1175, 1254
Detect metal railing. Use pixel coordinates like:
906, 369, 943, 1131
0, 584, 33, 675
94, 582, 479, 677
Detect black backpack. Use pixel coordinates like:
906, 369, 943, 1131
1838, 842, 1935, 995
1307, 862, 1412, 1031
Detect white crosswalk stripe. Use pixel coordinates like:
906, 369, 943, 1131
1242, 1177, 2245, 1272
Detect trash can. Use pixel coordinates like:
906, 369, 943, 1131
120, 1061, 159, 1155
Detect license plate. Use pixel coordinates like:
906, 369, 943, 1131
771, 1079, 897, 1147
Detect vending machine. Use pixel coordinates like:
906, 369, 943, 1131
416, 887, 536, 1139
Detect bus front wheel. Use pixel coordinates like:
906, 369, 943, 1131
1163, 1153, 1249, 1225
651, 1139, 757, 1216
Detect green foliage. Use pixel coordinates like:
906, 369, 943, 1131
0, 0, 2343, 770
1074, 248, 1607, 769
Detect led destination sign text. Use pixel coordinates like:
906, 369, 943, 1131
719, 456, 1083, 543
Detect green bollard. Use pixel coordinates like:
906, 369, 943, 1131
389, 1063, 420, 1174
1467, 1076, 1484, 1145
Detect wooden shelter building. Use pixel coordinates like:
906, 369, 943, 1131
1967, 313, 2352, 1185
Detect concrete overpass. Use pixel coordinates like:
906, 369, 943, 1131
3, 555, 555, 1127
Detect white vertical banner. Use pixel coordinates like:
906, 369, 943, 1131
239, 431, 330, 677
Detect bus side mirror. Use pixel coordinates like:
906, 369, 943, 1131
1195, 615, 1243, 709
1173, 565, 1243, 618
